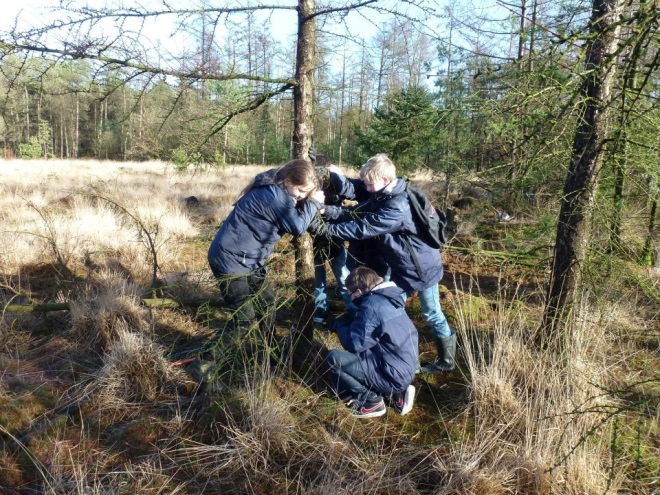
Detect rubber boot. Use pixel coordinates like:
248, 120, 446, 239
421, 333, 456, 373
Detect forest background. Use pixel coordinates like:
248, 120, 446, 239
0, 0, 658, 493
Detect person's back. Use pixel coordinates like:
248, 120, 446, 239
324, 157, 443, 293
205, 160, 323, 358
334, 279, 418, 394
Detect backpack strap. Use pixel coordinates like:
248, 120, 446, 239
402, 234, 426, 284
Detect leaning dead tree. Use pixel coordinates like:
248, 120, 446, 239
539, 0, 625, 346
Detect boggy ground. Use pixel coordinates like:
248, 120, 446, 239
0, 160, 657, 494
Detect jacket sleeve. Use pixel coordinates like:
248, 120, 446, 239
329, 172, 362, 201
276, 194, 319, 236
326, 198, 405, 240
334, 306, 380, 353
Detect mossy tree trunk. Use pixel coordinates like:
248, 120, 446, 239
641, 174, 657, 267
540, 0, 624, 346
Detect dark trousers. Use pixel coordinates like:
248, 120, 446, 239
217, 268, 276, 341
325, 349, 381, 404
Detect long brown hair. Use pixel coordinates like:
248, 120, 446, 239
274, 159, 317, 187
238, 159, 317, 199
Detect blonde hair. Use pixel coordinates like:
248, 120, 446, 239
360, 153, 396, 182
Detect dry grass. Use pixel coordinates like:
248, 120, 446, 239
0, 159, 656, 494
94, 327, 189, 403
69, 270, 149, 351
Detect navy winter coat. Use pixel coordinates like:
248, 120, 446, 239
333, 282, 419, 395
325, 178, 444, 293
208, 169, 320, 276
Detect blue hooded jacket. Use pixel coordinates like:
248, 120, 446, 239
324, 178, 444, 292
208, 168, 319, 276
333, 282, 419, 395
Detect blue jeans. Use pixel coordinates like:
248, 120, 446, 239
402, 283, 452, 338
325, 349, 381, 403
314, 244, 357, 315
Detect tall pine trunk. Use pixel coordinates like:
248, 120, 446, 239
292, 0, 316, 340
540, 0, 624, 346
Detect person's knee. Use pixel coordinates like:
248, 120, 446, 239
325, 349, 342, 368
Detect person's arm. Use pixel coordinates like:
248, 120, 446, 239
333, 306, 380, 353
326, 199, 405, 241
328, 172, 358, 202
277, 194, 321, 236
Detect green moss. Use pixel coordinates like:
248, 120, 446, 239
0, 387, 55, 433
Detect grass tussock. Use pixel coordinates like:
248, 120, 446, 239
94, 327, 189, 405
69, 270, 148, 350
449, 287, 628, 495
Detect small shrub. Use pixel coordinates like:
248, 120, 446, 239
17, 137, 43, 159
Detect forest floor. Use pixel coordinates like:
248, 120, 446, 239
0, 160, 657, 494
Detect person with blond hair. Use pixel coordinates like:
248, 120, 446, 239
322, 153, 456, 373
207, 159, 325, 345
326, 266, 418, 417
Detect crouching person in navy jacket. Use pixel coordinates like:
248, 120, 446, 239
325, 266, 418, 418
207, 159, 325, 349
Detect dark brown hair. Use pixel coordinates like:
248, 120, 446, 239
314, 154, 332, 168
346, 266, 384, 294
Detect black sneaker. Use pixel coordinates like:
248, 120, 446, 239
392, 385, 415, 416
348, 398, 386, 418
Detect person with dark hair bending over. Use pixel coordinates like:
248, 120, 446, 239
326, 266, 418, 418
310, 154, 358, 322
207, 159, 325, 350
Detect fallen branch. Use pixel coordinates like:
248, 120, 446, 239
2, 298, 223, 314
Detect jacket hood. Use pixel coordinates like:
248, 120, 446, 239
375, 177, 406, 198
253, 168, 278, 188
358, 281, 405, 308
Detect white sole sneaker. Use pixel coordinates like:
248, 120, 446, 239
400, 385, 415, 416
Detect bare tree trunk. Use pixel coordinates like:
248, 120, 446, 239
24, 86, 30, 141
292, 0, 317, 341
641, 174, 657, 267
527, 0, 538, 72
60, 116, 64, 158
376, 42, 386, 109
64, 123, 69, 158
540, 0, 624, 345
75, 93, 80, 159
517, 0, 527, 69
223, 126, 228, 164
609, 16, 642, 261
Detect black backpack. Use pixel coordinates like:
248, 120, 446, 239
405, 182, 447, 249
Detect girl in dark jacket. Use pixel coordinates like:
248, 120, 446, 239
207, 159, 324, 344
